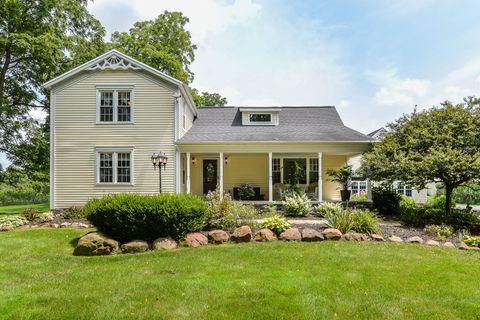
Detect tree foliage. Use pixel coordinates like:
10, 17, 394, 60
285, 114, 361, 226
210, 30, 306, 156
0, 0, 105, 169
362, 97, 480, 213
191, 88, 227, 106
110, 11, 195, 84
110, 11, 227, 106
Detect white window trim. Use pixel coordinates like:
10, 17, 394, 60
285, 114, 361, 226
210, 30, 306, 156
245, 112, 277, 126
96, 147, 134, 185
96, 85, 135, 124
395, 182, 413, 198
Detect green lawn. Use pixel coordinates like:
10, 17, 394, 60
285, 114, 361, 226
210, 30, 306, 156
0, 202, 49, 215
0, 229, 479, 320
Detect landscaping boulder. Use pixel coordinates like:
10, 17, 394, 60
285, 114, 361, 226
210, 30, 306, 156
405, 236, 424, 244
342, 232, 367, 241
16, 225, 31, 230
60, 222, 71, 228
0, 226, 14, 232
121, 240, 149, 254
254, 229, 277, 242
443, 242, 455, 248
370, 234, 384, 241
208, 230, 229, 244
388, 235, 403, 243
153, 237, 178, 251
301, 228, 324, 242
425, 240, 440, 247
50, 223, 60, 228
73, 232, 119, 256
231, 226, 252, 243
322, 228, 342, 240
279, 228, 302, 241
185, 232, 209, 247
458, 242, 469, 250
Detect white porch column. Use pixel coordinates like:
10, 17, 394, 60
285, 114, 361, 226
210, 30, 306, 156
367, 178, 372, 201
219, 152, 224, 197
186, 152, 191, 194
268, 152, 273, 202
318, 152, 323, 201
175, 150, 181, 193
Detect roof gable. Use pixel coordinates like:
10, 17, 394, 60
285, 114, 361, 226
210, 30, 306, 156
43, 50, 197, 115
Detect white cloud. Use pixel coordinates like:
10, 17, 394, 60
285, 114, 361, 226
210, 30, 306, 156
88, 0, 261, 42
374, 76, 431, 106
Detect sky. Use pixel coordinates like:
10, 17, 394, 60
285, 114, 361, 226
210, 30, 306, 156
2, 0, 480, 168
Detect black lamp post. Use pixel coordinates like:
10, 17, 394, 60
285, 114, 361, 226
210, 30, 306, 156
151, 152, 168, 193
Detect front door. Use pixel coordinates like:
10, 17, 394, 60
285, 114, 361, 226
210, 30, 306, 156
203, 159, 218, 194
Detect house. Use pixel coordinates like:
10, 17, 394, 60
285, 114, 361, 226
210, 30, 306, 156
44, 50, 372, 209
348, 128, 433, 203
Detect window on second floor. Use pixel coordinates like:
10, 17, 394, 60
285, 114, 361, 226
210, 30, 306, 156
97, 88, 133, 123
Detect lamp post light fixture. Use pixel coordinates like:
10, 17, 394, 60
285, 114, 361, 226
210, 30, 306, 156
151, 152, 168, 193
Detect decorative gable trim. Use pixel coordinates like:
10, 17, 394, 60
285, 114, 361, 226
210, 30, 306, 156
85, 54, 142, 71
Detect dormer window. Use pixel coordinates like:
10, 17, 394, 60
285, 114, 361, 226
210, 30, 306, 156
240, 108, 280, 126
249, 113, 272, 123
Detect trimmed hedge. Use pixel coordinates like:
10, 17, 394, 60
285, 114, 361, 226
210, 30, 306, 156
84, 193, 209, 242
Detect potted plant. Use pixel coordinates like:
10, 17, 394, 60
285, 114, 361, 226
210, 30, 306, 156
327, 165, 354, 201
238, 183, 255, 200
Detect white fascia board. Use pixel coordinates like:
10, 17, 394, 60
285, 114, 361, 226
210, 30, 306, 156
43, 49, 184, 89
239, 108, 282, 112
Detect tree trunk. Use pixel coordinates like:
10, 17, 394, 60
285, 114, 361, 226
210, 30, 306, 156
445, 184, 454, 215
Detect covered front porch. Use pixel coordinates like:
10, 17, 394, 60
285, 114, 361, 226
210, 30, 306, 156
176, 144, 371, 202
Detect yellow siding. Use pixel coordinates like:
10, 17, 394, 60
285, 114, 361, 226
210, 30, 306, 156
186, 153, 347, 201
224, 154, 268, 197
322, 155, 348, 201
53, 69, 176, 208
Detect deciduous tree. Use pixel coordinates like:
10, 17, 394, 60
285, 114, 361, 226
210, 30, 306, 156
361, 97, 480, 214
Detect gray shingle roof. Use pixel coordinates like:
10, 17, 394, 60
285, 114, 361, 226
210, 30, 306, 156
178, 106, 371, 143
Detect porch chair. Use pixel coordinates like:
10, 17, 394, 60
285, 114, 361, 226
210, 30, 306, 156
273, 183, 287, 201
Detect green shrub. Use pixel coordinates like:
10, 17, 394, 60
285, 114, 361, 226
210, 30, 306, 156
238, 183, 255, 200
316, 202, 342, 217
205, 190, 256, 230
398, 196, 419, 224
282, 193, 311, 216
63, 206, 86, 220
261, 213, 291, 235
324, 208, 354, 234
0, 215, 28, 228
351, 192, 368, 201
400, 202, 480, 233
324, 207, 380, 235
427, 195, 456, 210
351, 209, 380, 235
463, 236, 480, 248
84, 193, 209, 242
40, 211, 54, 222
424, 224, 453, 240
230, 202, 259, 227
372, 185, 401, 216
262, 203, 280, 215
20, 208, 39, 221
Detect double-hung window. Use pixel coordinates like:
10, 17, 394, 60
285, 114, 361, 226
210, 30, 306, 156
396, 182, 412, 197
351, 180, 367, 195
97, 149, 133, 184
272, 158, 281, 184
97, 87, 134, 123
